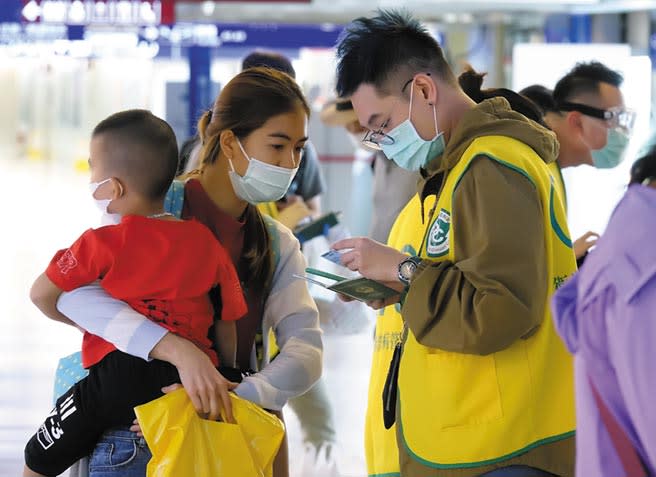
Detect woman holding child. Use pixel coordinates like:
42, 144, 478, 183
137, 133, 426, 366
57, 67, 322, 477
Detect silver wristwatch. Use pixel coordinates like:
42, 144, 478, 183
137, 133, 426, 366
398, 256, 422, 286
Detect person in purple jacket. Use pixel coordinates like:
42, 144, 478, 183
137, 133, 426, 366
552, 139, 656, 477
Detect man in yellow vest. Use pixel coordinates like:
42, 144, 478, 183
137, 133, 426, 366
332, 10, 576, 477
520, 63, 635, 265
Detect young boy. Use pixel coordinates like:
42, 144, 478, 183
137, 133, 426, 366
24, 110, 247, 477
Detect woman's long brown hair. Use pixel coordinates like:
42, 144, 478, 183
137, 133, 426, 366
194, 67, 310, 292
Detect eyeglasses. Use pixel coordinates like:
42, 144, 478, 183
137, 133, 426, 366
558, 101, 636, 132
361, 119, 394, 150
360, 77, 418, 150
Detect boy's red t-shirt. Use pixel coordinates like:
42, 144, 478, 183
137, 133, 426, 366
46, 215, 247, 368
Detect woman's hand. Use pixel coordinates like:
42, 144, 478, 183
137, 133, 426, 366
128, 379, 236, 437
175, 347, 237, 423
150, 334, 237, 422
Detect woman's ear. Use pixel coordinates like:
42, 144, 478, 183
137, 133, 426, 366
219, 129, 237, 161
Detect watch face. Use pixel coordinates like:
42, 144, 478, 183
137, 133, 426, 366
401, 261, 416, 280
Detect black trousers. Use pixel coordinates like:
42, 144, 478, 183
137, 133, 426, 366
25, 351, 180, 477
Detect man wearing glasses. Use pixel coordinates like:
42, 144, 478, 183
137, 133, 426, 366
332, 9, 576, 477
521, 63, 635, 264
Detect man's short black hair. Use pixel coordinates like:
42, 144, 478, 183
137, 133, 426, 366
335, 9, 455, 98
242, 50, 296, 79
553, 61, 623, 105
520, 84, 557, 115
631, 135, 656, 184
92, 109, 178, 200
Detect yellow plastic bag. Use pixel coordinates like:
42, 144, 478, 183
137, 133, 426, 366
134, 388, 285, 477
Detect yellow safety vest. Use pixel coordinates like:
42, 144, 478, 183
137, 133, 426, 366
548, 160, 567, 211
365, 193, 436, 477
257, 201, 279, 219
397, 135, 576, 468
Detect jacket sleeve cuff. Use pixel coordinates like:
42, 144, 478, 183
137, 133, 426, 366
411, 258, 432, 282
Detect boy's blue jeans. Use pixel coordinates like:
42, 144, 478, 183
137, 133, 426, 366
88, 428, 150, 477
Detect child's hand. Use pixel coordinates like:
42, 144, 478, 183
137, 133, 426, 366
130, 418, 144, 437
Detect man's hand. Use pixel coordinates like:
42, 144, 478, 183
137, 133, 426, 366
336, 281, 403, 309
332, 237, 407, 283
365, 294, 403, 310
149, 334, 237, 423
573, 231, 599, 259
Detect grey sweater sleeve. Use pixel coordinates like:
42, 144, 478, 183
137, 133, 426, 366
57, 283, 167, 361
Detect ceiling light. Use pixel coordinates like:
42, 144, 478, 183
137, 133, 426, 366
95, 1, 107, 17
140, 2, 157, 23
68, 0, 86, 24
42, 0, 67, 23
22, 0, 41, 22
201, 1, 216, 16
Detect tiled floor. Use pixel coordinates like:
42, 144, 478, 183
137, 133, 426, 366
0, 158, 372, 477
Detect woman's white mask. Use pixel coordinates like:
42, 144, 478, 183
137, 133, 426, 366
228, 139, 299, 204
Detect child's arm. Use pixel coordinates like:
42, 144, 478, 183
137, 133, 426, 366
30, 273, 81, 329
214, 320, 237, 368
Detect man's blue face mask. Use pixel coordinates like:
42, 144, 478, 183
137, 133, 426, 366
591, 127, 630, 169
379, 81, 446, 171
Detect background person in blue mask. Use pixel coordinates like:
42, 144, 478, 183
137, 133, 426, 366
520, 62, 635, 264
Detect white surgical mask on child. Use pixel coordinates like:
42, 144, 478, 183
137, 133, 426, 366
89, 178, 122, 226
228, 139, 299, 204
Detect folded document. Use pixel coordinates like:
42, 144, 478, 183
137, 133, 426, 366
295, 267, 400, 302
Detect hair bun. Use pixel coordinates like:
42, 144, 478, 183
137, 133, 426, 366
458, 66, 486, 103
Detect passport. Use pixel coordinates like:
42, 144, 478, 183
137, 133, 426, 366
295, 267, 400, 302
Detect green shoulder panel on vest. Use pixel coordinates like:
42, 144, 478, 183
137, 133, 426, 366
549, 184, 573, 248
450, 152, 572, 249
452, 153, 535, 194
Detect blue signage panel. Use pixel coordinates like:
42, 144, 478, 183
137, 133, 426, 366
149, 22, 343, 49
215, 22, 342, 49
188, 45, 212, 137
544, 14, 591, 44
1, 20, 342, 51
0, 0, 23, 23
